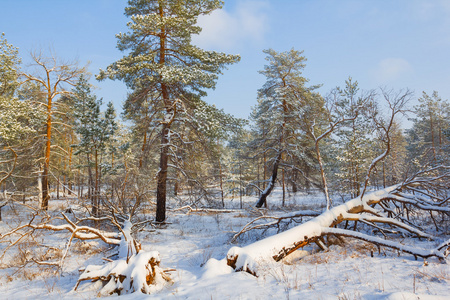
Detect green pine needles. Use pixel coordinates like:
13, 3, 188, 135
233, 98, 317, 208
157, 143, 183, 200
98, 0, 241, 222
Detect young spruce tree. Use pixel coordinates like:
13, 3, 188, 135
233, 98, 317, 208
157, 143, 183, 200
72, 76, 117, 217
98, 0, 240, 222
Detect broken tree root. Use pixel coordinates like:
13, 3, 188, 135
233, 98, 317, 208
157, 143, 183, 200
75, 251, 172, 295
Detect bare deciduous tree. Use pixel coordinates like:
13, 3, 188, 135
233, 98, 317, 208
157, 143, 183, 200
21, 51, 87, 210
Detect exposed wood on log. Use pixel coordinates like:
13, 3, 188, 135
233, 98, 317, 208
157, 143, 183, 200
226, 171, 450, 275
75, 251, 172, 295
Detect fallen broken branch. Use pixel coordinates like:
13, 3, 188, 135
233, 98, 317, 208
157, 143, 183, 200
231, 210, 320, 243
226, 172, 449, 275
75, 251, 171, 295
172, 205, 240, 214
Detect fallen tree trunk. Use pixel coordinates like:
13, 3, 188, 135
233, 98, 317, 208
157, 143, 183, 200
227, 178, 450, 275
231, 209, 320, 243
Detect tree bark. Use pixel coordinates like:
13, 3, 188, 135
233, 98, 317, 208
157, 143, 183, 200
41, 85, 53, 210
57, 177, 60, 199
315, 139, 331, 210
39, 61, 56, 209
239, 163, 243, 209
256, 152, 282, 208
155, 2, 169, 223
219, 157, 224, 207
282, 169, 285, 207
86, 153, 94, 215
93, 149, 99, 217
156, 123, 169, 222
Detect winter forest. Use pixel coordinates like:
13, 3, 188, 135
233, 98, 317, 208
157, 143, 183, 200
0, 1, 449, 299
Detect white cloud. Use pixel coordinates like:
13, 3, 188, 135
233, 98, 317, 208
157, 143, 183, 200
192, 1, 269, 50
410, 0, 450, 21
372, 58, 413, 83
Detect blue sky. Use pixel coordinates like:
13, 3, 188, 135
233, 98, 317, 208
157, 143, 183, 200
2, 0, 450, 127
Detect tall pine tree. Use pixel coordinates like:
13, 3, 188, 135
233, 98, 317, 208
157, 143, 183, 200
98, 0, 240, 221
407, 91, 449, 168
334, 78, 376, 198
252, 48, 322, 208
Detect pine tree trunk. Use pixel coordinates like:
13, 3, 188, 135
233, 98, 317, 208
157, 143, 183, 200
292, 170, 298, 193
42, 164, 49, 210
0, 190, 6, 222
256, 152, 282, 208
156, 123, 170, 222
257, 160, 261, 196
41, 86, 54, 210
219, 157, 224, 207
155, 3, 169, 223
38, 169, 43, 206
239, 163, 243, 209
263, 152, 267, 190
86, 154, 95, 215
0, 191, 4, 222
282, 169, 285, 207
174, 180, 178, 196
57, 177, 60, 200
93, 149, 99, 217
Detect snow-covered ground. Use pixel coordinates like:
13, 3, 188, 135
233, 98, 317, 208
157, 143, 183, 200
0, 189, 448, 299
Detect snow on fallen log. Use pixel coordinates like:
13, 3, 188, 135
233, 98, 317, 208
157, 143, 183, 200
75, 220, 171, 295
226, 184, 448, 275
230, 209, 321, 243
75, 251, 171, 295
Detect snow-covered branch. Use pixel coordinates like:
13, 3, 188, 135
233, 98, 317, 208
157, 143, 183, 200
225, 173, 449, 275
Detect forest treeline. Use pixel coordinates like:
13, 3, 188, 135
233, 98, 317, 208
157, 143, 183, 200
0, 0, 449, 224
